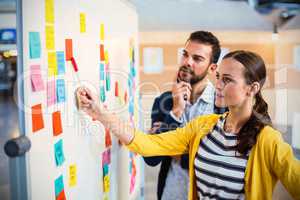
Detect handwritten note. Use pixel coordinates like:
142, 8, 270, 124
102, 149, 111, 166
54, 139, 65, 166
31, 104, 44, 133
45, 25, 55, 50
100, 44, 105, 61
100, 23, 105, 41
54, 175, 64, 197
65, 39, 73, 61
48, 52, 57, 76
29, 32, 41, 59
30, 65, 44, 92
56, 79, 66, 103
100, 63, 105, 80
69, 164, 77, 187
80, 13, 86, 33
52, 111, 62, 136
45, 0, 54, 24
47, 80, 56, 106
56, 51, 66, 75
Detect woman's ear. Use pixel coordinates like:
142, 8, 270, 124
250, 82, 260, 96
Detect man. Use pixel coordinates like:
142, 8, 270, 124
144, 31, 227, 200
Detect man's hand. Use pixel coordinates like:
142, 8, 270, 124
148, 122, 162, 134
76, 87, 101, 120
171, 81, 191, 118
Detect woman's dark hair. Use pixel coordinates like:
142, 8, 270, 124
187, 31, 221, 64
223, 50, 272, 156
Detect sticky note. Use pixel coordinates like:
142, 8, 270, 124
104, 51, 109, 64
65, 39, 73, 61
31, 104, 44, 132
103, 175, 110, 193
56, 190, 66, 200
45, 0, 54, 24
47, 80, 56, 106
105, 72, 110, 91
54, 139, 65, 166
100, 86, 105, 102
130, 174, 135, 194
103, 164, 109, 176
102, 149, 111, 166
52, 111, 62, 136
105, 128, 112, 148
129, 101, 134, 115
100, 44, 105, 61
100, 23, 104, 41
130, 66, 136, 77
69, 164, 77, 187
56, 79, 66, 103
124, 91, 128, 104
45, 25, 55, 50
54, 175, 64, 197
114, 81, 119, 97
100, 63, 105, 80
30, 65, 44, 92
56, 51, 66, 75
29, 32, 41, 59
80, 13, 86, 33
48, 52, 57, 76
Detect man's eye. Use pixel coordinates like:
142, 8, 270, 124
223, 77, 231, 83
216, 74, 220, 79
193, 57, 201, 62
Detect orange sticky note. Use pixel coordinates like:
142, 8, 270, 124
32, 104, 44, 132
114, 81, 119, 97
65, 39, 73, 61
52, 111, 62, 136
100, 44, 105, 61
105, 128, 112, 148
56, 189, 66, 200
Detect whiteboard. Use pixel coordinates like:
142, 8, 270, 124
20, 0, 143, 199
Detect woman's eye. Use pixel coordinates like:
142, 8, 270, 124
223, 77, 231, 84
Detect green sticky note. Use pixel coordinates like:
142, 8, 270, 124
100, 86, 105, 102
54, 175, 64, 197
29, 32, 41, 59
106, 72, 110, 91
54, 139, 65, 166
103, 164, 109, 176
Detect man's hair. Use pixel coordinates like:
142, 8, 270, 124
187, 31, 221, 64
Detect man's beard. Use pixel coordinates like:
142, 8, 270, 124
179, 65, 209, 85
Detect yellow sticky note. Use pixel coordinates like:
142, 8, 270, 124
104, 51, 109, 64
80, 13, 86, 33
103, 175, 110, 192
69, 164, 77, 187
48, 52, 57, 76
45, 25, 55, 50
129, 47, 133, 62
100, 24, 105, 41
45, 0, 54, 24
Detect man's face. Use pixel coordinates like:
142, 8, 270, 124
179, 40, 213, 84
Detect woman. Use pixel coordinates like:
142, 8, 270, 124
76, 50, 300, 200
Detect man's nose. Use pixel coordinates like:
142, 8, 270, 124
183, 56, 193, 68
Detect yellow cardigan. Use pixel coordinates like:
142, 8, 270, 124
126, 113, 300, 200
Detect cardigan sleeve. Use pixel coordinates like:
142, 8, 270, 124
267, 128, 300, 199
126, 114, 217, 157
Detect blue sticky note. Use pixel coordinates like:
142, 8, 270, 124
100, 86, 105, 102
103, 164, 109, 176
130, 66, 136, 77
56, 51, 66, 75
54, 175, 64, 197
100, 63, 105, 80
129, 100, 134, 115
29, 32, 41, 59
105, 72, 110, 91
54, 139, 65, 166
56, 79, 66, 103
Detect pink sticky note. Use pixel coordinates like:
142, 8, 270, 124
30, 65, 45, 92
102, 149, 111, 166
47, 80, 56, 106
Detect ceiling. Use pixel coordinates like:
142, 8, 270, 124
127, 0, 300, 31
0, 0, 299, 31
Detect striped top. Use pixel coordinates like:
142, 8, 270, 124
194, 116, 250, 200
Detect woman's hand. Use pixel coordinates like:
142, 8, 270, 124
76, 87, 101, 120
